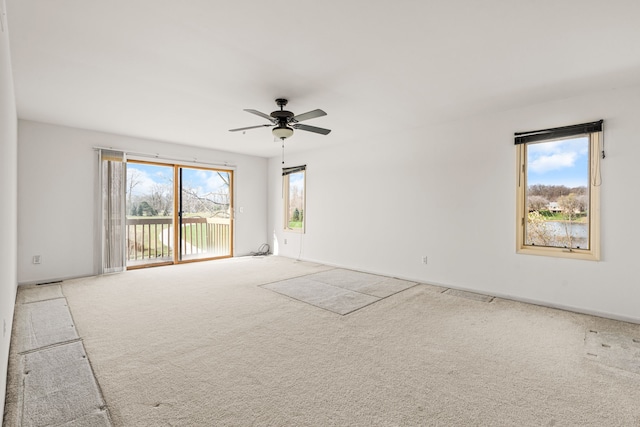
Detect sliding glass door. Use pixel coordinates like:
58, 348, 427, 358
125, 161, 233, 268
178, 167, 232, 261
125, 162, 174, 267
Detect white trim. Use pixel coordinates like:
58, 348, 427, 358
285, 255, 640, 325
93, 146, 237, 169
18, 273, 100, 287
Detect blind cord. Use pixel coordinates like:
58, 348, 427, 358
593, 133, 603, 187
297, 233, 304, 261
601, 124, 606, 159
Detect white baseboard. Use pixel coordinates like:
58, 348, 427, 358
283, 255, 640, 325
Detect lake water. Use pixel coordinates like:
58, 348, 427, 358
527, 221, 589, 249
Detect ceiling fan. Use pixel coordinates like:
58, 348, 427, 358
229, 98, 331, 140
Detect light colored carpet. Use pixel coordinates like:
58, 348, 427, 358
6, 256, 640, 426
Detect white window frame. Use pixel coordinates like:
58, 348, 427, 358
516, 128, 601, 261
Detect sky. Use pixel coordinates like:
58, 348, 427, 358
127, 163, 229, 197
526, 136, 589, 188
289, 171, 304, 191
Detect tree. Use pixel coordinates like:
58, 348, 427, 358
289, 186, 303, 217
527, 195, 549, 212
150, 182, 172, 216
557, 193, 581, 248
292, 208, 300, 222
181, 179, 230, 217
526, 211, 554, 246
217, 171, 230, 187
576, 194, 588, 213
528, 184, 587, 202
557, 194, 580, 217
136, 201, 157, 216
126, 168, 143, 212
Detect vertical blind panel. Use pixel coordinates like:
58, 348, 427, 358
514, 120, 603, 145
100, 150, 127, 274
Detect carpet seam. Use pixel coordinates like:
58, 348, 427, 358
342, 283, 422, 315
21, 296, 67, 305
257, 266, 340, 288
264, 290, 357, 316
60, 286, 115, 426
18, 338, 83, 355
19, 360, 26, 427
263, 273, 421, 316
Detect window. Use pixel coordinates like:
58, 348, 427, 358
283, 165, 306, 232
515, 120, 602, 260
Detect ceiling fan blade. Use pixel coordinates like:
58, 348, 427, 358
244, 109, 276, 123
292, 109, 327, 122
292, 123, 332, 135
229, 124, 271, 132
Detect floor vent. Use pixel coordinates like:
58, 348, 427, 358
36, 280, 63, 286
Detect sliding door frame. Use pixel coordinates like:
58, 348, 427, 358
125, 159, 234, 269
173, 164, 235, 265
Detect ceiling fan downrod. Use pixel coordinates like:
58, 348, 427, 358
275, 98, 288, 109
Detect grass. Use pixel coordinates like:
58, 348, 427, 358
538, 210, 588, 223
183, 224, 207, 249
288, 221, 303, 229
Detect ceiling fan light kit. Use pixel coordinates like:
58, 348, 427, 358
229, 98, 331, 140
272, 125, 294, 139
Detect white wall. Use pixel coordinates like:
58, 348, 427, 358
269, 84, 640, 323
0, 0, 18, 410
18, 120, 268, 284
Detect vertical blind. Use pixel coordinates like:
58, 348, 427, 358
99, 149, 127, 274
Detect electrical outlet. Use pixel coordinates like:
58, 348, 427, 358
284, 238, 288, 244
33, 255, 41, 264
3, 319, 6, 338
422, 256, 428, 265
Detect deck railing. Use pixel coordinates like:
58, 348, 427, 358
179, 217, 231, 257
126, 217, 230, 262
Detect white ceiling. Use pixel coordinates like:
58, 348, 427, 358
6, 1, 640, 158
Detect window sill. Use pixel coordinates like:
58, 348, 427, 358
284, 228, 304, 234
517, 245, 600, 261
